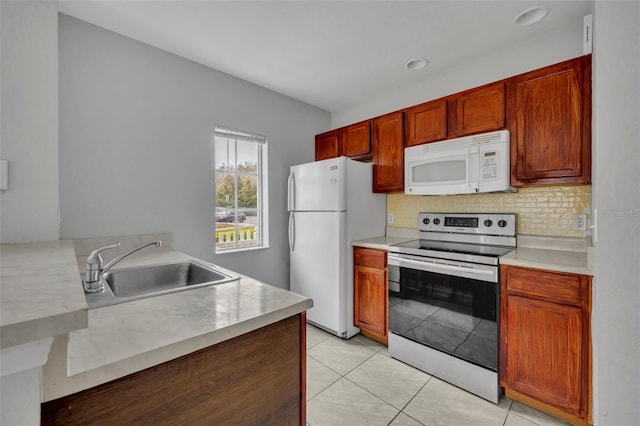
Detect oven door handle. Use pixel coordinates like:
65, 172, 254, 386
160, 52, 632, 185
388, 256, 495, 276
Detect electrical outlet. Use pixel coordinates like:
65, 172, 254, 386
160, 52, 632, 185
387, 213, 394, 224
573, 214, 587, 231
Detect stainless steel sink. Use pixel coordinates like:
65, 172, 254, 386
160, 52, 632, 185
84, 261, 239, 309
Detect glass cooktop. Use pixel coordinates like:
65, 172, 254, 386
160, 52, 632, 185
392, 239, 515, 258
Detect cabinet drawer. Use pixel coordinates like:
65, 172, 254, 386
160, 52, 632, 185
354, 247, 386, 269
505, 266, 583, 306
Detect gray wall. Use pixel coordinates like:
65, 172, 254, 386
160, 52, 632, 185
58, 15, 330, 288
0, 0, 59, 243
592, 2, 640, 424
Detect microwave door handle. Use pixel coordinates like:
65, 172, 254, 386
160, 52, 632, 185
466, 148, 479, 191
465, 149, 470, 189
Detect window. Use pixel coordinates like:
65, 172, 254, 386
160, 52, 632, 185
213, 126, 268, 252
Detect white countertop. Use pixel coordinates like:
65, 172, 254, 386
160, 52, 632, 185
500, 247, 592, 275
0, 240, 88, 349
42, 248, 312, 401
352, 235, 415, 250
500, 234, 593, 275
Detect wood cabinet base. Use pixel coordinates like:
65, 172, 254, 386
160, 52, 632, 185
42, 314, 306, 426
505, 388, 591, 426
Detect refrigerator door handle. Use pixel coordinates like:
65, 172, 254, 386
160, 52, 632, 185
288, 212, 295, 251
287, 171, 295, 211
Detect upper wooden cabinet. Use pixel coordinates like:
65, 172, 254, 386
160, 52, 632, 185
315, 130, 340, 161
314, 122, 372, 161
314, 55, 591, 189
372, 111, 404, 193
448, 82, 506, 138
404, 99, 447, 147
509, 56, 591, 186
340, 120, 372, 159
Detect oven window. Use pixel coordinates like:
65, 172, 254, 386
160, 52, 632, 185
389, 266, 498, 370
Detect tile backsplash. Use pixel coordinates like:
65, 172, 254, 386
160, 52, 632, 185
387, 185, 591, 237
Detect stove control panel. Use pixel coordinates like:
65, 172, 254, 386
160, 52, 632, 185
419, 212, 516, 237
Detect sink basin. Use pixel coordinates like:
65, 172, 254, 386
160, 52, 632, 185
84, 261, 239, 308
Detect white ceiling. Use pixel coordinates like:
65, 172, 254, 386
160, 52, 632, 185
58, 0, 593, 113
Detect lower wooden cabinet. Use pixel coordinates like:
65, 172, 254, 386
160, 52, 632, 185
354, 247, 388, 344
500, 265, 592, 426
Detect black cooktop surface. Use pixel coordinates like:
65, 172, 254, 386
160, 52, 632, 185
393, 239, 515, 258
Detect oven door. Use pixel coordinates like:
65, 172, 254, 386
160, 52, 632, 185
388, 254, 499, 371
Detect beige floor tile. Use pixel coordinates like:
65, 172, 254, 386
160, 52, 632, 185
390, 412, 425, 425
504, 412, 539, 426
346, 353, 430, 410
306, 356, 341, 400
498, 394, 514, 411
509, 401, 570, 426
307, 335, 376, 375
307, 324, 332, 348
379, 346, 392, 357
403, 378, 509, 426
307, 378, 398, 426
351, 333, 386, 352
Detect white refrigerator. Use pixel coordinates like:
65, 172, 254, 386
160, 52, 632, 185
288, 156, 386, 338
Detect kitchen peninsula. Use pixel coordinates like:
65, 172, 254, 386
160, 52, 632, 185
1, 240, 311, 425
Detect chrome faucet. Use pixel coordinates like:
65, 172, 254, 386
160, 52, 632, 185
83, 240, 163, 293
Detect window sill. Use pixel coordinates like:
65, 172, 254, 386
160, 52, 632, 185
214, 244, 269, 255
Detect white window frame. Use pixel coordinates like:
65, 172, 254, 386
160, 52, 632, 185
213, 126, 269, 253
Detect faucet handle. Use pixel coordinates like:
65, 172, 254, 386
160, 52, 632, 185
85, 243, 121, 284
87, 243, 121, 265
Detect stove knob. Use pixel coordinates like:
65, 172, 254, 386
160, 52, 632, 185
433, 218, 441, 225
498, 220, 507, 228
484, 219, 493, 227
423, 218, 430, 225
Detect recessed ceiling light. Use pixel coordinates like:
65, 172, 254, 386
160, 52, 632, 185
405, 57, 428, 71
514, 6, 550, 26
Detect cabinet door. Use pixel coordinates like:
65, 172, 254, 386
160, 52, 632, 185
405, 99, 447, 147
315, 130, 339, 161
449, 82, 505, 137
354, 265, 387, 337
340, 121, 371, 159
511, 57, 591, 185
505, 295, 584, 415
372, 111, 404, 193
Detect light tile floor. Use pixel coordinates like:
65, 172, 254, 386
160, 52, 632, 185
306, 324, 570, 426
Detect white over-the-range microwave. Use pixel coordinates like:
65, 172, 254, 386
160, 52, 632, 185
404, 129, 515, 195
